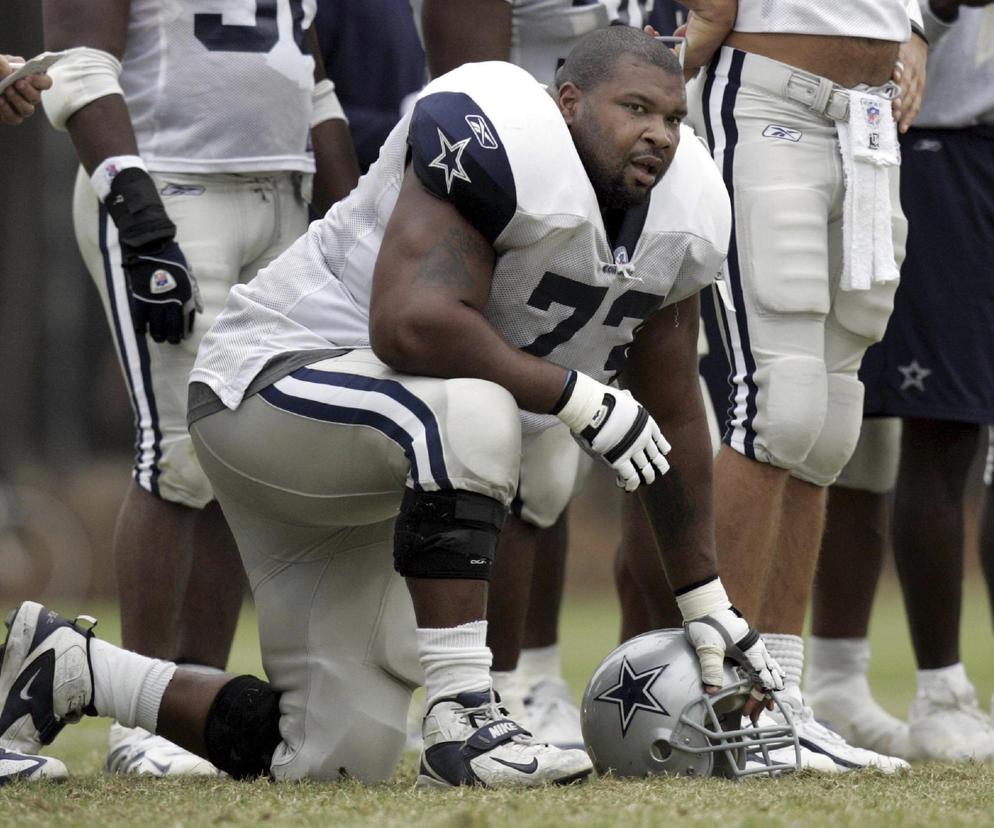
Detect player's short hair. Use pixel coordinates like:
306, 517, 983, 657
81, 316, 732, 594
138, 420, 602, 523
556, 25, 682, 91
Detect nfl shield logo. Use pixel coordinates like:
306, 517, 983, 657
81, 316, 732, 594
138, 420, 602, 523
613, 246, 629, 265
863, 100, 880, 127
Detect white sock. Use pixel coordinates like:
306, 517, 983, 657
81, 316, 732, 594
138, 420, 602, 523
516, 644, 562, 688
417, 621, 491, 705
917, 662, 969, 696
90, 638, 177, 732
763, 633, 804, 692
491, 670, 526, 717
807, 636, 871, 680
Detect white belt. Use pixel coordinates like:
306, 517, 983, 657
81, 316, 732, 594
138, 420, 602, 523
736, 51, 852, 122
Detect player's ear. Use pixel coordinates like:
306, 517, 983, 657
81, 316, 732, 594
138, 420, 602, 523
557, 81, 582, 125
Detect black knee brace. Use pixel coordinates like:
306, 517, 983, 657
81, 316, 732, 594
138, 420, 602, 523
203, 675, 282, 780
393, 488, 506, 580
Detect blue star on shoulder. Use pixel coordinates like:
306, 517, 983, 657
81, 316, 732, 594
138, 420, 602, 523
595, 657, 669, 736
428, 128, 473, 193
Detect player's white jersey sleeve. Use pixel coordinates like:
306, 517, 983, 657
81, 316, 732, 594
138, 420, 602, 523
122, 0, 317, 173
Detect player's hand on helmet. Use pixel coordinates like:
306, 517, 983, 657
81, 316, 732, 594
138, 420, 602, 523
675, 576, 785, 694
104, 166, 203, 344
552, 370, 671, 492
122, 241, 202, 343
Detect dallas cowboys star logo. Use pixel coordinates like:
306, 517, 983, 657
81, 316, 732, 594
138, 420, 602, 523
898, 359, 931, 391
428, 128, 472, 193
595, 657, 669, 736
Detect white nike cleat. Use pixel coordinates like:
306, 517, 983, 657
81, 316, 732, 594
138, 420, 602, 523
0, 748, 68, 784
417, 689, 592, 788
0, 601, 96, 754
806, 675, 911, 760
520, 679, 585, 750
768, 693, 909, 773
908, 676, 994, 762
752, 710, 839, 773
106, 722, 219, 776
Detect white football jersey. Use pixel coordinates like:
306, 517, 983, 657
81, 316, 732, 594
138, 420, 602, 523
122, 0, 317, 173
734, 0, 911, 41
510, 0, 652, 86
191, 62, 730, 432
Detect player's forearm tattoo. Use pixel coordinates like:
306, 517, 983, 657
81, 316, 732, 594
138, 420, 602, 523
416, 226, 491, 289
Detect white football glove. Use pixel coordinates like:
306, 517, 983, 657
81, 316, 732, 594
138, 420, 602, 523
552, 370, 670, 492
675, 576, 784, 692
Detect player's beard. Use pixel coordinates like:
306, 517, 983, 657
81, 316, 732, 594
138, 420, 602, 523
571, 118, 649, 211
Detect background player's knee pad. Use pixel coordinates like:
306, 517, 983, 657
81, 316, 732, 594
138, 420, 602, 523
393, 488, 506, 580
792, 374, 866, 487
834, 417, 901, 494
203, 675, 282, 780
516, 425, 589, 529
750, 356, 827, 470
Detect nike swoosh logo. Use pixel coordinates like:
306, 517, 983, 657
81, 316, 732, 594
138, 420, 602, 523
491, 757, 538, 774
19, 668, 42, 702
146, 758, 172, 775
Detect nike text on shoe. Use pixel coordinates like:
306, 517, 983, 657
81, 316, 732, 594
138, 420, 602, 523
417, 690, 592, 788
0, 602, 96, 754
106, 723, 219, 777
0, 748, 69, 784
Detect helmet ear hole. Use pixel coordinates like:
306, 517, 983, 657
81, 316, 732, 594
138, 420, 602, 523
650, 740, 672, 764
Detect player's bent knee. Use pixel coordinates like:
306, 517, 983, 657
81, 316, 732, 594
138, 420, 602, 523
203, 675, 282, 780
752, 357, 827, 469
792, 375, 865, 487
393, 488, 507, 580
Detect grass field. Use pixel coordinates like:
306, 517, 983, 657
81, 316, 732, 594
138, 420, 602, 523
4, 578, 994, 827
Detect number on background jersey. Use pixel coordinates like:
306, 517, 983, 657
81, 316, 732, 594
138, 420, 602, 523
520, 272, 664, 377
195, 0, 307, 53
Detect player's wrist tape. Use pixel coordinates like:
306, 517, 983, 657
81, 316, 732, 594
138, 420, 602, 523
311, 78, 347, 127
675, 575, 731, 621
90, 154, 147, 201
106, 167, 177, 251
551, 370, 605, 433
42, 46, 124, 131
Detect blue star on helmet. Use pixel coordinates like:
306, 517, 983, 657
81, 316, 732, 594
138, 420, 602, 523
595, 657, 669, 736
428, 128, 473, 193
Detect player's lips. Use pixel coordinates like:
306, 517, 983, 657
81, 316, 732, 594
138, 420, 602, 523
629, 155, 664, 186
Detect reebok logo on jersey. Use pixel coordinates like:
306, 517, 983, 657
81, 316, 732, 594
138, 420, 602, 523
912, 138, 943, 153
150, 270, 178, 294
160, 183, 206, 197
762, 124, 802, 142
464, 114, 498, 149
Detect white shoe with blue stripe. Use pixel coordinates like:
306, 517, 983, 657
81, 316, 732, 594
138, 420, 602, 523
417, 689, 592, 788
0, 748, 68, 784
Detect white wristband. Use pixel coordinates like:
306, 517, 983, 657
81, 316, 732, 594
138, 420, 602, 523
90, 154, 147, 201
675, 577, 731, 622
311, 78, 347, 127
554, 371, 604, 433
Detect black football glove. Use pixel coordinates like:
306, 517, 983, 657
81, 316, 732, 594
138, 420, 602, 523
106, 167, 202, 344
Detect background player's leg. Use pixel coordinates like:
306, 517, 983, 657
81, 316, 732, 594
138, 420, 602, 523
175, 501, 246, 667
892, 417, 994, 761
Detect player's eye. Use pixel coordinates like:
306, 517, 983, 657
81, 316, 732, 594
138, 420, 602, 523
625, 102, 647, 114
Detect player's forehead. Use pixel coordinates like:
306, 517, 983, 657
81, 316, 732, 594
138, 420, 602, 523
595, 57, 685, 106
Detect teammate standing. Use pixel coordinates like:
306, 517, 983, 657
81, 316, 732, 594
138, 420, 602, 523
0, 28, 781, 787
34, 0, 358, 775
807, 0, 994, 763
676, 0, 924, 771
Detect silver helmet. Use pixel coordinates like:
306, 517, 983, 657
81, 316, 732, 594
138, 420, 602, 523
581, 628, 800, 779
